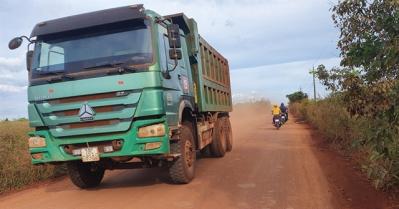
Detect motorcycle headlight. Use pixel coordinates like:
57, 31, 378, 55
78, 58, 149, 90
137, 123, 166, 138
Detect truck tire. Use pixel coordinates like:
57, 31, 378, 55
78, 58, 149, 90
67, 161, 105, 189
210, 118, 227, 157
224, 117, 233, 152
169, 121, 196, 184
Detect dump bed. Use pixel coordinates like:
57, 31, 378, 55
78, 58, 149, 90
166, 13, 232, 113
195, 37, 232, 112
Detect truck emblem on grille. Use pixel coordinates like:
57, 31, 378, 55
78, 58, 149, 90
79, 103, 95, 121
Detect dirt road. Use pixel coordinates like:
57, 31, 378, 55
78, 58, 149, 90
0, 106, 390, 209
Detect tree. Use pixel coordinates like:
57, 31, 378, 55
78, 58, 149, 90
316, 0, 399, 118
286, 91, 308, 103
314, 0, 399, 189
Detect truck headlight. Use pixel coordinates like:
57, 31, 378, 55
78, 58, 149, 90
138, 123, 165, 138
28, 136, 46, 148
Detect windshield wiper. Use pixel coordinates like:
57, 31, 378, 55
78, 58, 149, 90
84, 62, 137, 74
114, 65, 137, 74
83, 63, 121, 70
43, 72, 75, 83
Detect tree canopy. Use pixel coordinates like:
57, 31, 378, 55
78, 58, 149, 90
316, 0, 399, 118
286, 91, 308, 103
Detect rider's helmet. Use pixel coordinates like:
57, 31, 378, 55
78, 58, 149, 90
280, 102, 285, 107
273, 104, 278, 108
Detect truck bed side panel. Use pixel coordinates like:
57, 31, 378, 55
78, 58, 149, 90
195, 36, 232, 112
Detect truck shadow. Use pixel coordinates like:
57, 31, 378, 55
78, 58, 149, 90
94, 153, 221, 190
44, 168, 172, 193
45, 152, 226, 193
93, 168, 173, 190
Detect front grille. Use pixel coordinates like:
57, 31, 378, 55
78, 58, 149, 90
52, 105, 123, 117
37, 90, 141, 137
61, 119, 120, 129
48, 92, 116, 104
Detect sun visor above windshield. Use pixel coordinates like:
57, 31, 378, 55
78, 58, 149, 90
164, 13, 191, 35
30, 5, 146, 37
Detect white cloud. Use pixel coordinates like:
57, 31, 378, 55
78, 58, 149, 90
0, 57, 22, 67
0, 84, 27, 93
0, 74, 13, 79
231, 57, 341, 103
138, 0, 339, 68
0, 55, 28, 93
0, 56, 24, 73
0, 0, 339, 68
0, 0, 341, 118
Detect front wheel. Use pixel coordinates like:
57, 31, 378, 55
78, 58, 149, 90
67, 161, 105, 189
169, 121, 196, 184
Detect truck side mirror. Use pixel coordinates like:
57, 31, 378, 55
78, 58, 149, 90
169, 49, 182, 60
8, 37, 23, 50
167, 24, 181, 48
162, 24, 182, 79
26, 50, 33, 71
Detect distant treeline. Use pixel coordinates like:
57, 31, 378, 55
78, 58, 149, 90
1, 118, 28, 122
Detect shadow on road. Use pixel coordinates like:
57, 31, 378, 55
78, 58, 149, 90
45, 168, 171, 193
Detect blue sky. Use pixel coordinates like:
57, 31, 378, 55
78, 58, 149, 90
0, 0, 340, 118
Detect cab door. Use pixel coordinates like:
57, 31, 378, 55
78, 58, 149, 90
161, 34, 192, 95
158, 29, 193, 127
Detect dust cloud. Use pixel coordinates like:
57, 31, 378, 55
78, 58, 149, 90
230, 103, 271, 139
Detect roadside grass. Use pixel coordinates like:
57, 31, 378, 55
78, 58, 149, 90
0, 120, 65, 194
290, 97, 399, 190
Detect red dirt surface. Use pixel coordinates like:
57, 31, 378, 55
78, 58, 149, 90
0, 105, 396, 209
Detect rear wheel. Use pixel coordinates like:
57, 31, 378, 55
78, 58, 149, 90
224, 117, 233, 152
169, 121, 196, 184
210, 118, 227, 157
67, 161, 105, 189
200, 144, 211, 157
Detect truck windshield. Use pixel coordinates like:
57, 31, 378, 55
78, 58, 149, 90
31, 20, 152, 78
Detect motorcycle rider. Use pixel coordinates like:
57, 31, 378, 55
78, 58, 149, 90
271, 104, 281, 124
280, 102, 288, 121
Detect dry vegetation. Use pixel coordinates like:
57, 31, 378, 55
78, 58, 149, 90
0, 120, 65, 194
291, 98, 399, 190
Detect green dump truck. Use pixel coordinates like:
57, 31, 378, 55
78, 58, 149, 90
8, 4, 232, 188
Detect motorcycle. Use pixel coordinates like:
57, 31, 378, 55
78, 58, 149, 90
273, 116, 282, 130
280, 113, 288, 124
280, 114, 287, 124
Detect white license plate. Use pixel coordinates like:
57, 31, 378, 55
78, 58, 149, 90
81, 147, 100, 162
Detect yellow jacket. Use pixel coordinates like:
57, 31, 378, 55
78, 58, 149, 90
272, 106, 281, 115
